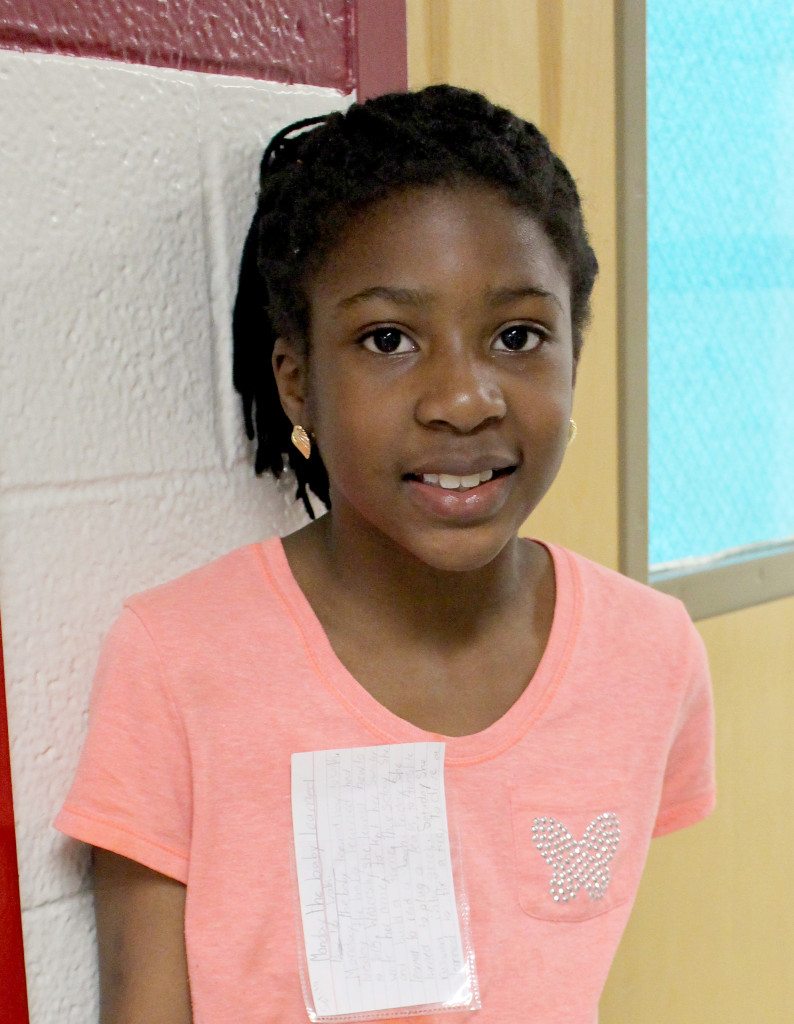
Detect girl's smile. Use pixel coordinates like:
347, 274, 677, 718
274, 183, 576, 574
403, 466, 516, 522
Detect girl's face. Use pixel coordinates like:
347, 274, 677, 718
275, 184, 576, 573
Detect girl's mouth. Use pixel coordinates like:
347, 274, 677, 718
404, 466, 515, 492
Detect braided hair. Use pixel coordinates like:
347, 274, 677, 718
232, 85, 598, 517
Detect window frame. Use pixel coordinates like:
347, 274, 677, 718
616, 0, 794, 621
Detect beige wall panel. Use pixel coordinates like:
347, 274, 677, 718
602, 595, 794, 1022
528, 1, 618, 568
407, 0, 619, 568
407, 0, 543, 120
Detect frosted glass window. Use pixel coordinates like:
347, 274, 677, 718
647, 1, 794, 567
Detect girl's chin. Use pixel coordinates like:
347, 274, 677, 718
395, 527, 523, 575
324, 485, 534, 574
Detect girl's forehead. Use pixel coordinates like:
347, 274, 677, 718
341, 182, 542, 243
308, 183, 572, 307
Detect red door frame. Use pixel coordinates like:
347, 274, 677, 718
0, 615, 29, 1023
356, 0, 408, 99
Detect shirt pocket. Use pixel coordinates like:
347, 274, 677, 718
510, 788, 646, 923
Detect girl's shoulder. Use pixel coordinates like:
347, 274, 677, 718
544, 544, 710, 731
545, 540, 699, 641
121, 537, 289, 638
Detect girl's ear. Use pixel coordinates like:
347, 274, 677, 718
272, 337, 309, 428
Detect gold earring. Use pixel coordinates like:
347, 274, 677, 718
290, 424, 311, 459
567, 419, 577, 445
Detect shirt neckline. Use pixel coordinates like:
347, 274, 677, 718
258, 535, 581, 765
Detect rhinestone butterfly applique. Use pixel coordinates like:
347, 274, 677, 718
532, 813, 621, 903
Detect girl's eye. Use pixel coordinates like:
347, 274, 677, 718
492, 324, 546, 352
361, 327, 416, 354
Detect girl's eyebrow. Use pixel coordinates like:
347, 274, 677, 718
338, 284, 564, 312
485, 285, 564, 311
338, 286, 432, 309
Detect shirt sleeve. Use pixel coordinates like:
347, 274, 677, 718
54, 605, 192, 882
652, 614, 716, 837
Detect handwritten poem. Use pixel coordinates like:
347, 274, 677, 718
291, 743, 472, 1018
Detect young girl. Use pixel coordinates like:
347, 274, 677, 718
56, 85, 715, 1023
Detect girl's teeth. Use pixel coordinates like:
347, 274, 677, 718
421, 470, 496, 490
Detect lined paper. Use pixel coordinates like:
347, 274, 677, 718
291, 743, 470, 1018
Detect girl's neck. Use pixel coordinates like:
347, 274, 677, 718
282, 510, 556, 737
286, 511, 547, 644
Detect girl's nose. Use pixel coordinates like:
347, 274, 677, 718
414, 350, 507, 433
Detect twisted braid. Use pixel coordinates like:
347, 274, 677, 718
232, 85, 598, 516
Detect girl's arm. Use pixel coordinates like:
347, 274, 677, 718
93, 848, 192, 1024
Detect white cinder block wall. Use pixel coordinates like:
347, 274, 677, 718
0, 47, 349, 1023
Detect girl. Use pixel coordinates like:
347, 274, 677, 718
56, 86, 715, 1023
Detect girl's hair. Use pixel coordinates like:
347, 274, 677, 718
233, 84, 598, 516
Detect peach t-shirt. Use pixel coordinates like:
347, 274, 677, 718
56, 538, 715, 1023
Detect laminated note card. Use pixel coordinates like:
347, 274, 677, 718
291, 743, 477, 1021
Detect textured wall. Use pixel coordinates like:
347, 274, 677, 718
0, 0, 354, 88
0, 45, 349, 1022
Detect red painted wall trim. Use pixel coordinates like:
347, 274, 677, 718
0, 0, 354, 91
0, 0, 408, 98
355, 0, 407, 99
0, 615, 29, 1024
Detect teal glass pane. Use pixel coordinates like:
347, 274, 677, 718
647, 0, 794, 566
